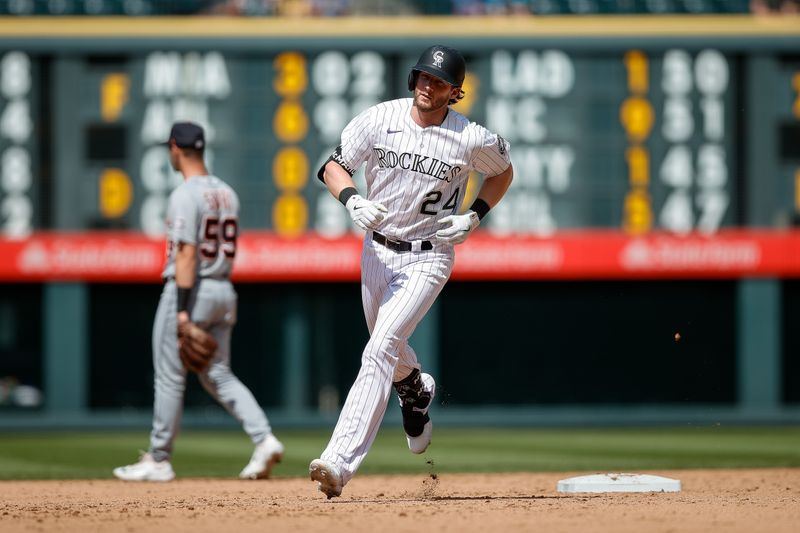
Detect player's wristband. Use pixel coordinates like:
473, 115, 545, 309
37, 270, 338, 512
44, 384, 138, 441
338, 187, 359, 206
177, 287, 191, 313
470, 198, 491, 220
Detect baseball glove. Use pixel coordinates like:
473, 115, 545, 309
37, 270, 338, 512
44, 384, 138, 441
178, 321, 217, 373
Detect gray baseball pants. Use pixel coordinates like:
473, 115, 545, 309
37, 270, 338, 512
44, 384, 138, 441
149, 278, 270, 461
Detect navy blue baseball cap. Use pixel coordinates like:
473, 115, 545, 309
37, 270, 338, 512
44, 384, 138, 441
163, 121, 205, 150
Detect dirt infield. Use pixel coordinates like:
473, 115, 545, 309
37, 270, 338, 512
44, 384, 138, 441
2, 468, 798, 533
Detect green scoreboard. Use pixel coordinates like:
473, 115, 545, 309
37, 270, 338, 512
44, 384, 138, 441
0, 16, 798, 240
1, 17, 799, 417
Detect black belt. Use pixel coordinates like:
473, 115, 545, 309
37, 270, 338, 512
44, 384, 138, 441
372, 232, 433, 252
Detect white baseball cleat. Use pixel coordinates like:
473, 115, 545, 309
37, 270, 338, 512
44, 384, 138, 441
408, 419, 434, 455
239, 434, 285, 480
407, 373, 435, 454
309, 459, 343, 499
395, 371, 436, 454
113, 452, 175, 482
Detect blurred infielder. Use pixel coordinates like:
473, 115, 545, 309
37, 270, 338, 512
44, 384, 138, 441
114, 122, 284, 482
310, 45, 513, 498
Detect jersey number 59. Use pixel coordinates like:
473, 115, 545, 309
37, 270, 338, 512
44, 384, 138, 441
200, 215, 238, 259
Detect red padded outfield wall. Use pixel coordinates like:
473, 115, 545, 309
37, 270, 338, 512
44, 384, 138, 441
1, 229, 798, 282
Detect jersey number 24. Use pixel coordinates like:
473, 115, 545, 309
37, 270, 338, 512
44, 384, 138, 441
420, 187, 460, 215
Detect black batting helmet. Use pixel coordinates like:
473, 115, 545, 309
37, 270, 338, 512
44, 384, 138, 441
407, 45, 466, 92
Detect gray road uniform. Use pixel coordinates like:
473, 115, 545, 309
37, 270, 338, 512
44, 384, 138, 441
149, 174, 271, 462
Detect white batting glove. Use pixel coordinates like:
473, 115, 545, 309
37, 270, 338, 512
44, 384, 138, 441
345, 194, 388, 231
435, 211, 480, 245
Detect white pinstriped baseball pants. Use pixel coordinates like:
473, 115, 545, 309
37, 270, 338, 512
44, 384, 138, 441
320, 234, 453, 484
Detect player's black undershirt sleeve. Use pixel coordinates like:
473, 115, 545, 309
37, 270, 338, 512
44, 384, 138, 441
317, 145, 355, 183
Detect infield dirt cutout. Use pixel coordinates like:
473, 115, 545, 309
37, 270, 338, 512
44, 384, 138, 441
2, 468, 798, 532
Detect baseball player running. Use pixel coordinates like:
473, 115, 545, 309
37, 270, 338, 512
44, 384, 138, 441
309, 45, 513, 498
114, 122, 284, 481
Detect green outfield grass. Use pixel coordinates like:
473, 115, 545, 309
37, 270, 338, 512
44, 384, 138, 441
0, 426, 798, 480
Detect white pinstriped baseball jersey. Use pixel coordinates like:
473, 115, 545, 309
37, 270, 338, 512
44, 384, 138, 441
335, 98, 511, 241
316, 97, 512, 488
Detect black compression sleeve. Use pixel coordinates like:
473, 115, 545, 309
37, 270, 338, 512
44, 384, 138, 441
177, 287, 191, 313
